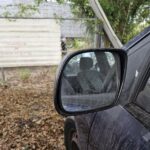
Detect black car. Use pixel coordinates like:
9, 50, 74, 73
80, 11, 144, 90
54, 26, 150, 150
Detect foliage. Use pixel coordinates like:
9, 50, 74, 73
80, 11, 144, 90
19, 68, 31, 81
1, 0, 45, 18
56, 0, 150, 44
16, 3, 39, 17
67, 38, 88, 49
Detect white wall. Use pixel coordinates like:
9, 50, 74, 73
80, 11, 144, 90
0, 19, 61, 67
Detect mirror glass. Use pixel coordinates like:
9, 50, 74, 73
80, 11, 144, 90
60, 51, 120, 112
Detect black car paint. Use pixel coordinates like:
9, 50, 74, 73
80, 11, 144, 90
88, 106, 150, 150
64, 27, 150, 150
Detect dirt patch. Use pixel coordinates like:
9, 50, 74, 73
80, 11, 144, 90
0, 67, 65, 150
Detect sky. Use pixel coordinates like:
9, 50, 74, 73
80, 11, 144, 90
0, 0, 13, 5
0, 0, 35, 5
0, 0, 59, 5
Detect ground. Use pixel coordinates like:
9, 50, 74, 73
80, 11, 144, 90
0, 67, 65, 150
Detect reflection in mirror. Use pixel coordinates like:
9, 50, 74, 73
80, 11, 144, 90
60, 51, 120, 112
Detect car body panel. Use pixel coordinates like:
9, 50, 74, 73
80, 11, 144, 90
88, 106, 150, 150
74, 113, 96, 150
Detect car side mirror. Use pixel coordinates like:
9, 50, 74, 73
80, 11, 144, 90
54, 48, 127, 116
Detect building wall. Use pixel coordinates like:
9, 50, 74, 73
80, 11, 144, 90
0, 18, 61, 67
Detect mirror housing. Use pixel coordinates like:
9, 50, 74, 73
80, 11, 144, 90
54, 48, 127, 116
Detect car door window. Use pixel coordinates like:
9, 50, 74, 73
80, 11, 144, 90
136, 76, 150, 113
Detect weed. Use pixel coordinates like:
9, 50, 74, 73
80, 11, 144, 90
19, 68, 31, 81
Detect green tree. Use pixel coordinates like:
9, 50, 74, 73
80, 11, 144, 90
56, 0, 150, 43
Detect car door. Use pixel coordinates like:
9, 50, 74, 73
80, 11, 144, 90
88, 106, 150, 150
88, 66, 150, 150
88, 33, 150, 150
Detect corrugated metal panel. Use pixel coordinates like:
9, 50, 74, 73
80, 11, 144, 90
0, 18, 61, 67
61, 20, 86, 38
0, 1, 87, 38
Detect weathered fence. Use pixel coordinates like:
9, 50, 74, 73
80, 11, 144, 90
0, 18, 61, 68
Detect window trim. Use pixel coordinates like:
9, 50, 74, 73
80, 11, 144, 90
125, 63, 150, 129
132, 60, 150, 113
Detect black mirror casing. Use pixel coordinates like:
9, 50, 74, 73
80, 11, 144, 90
54, 48, 127, 116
